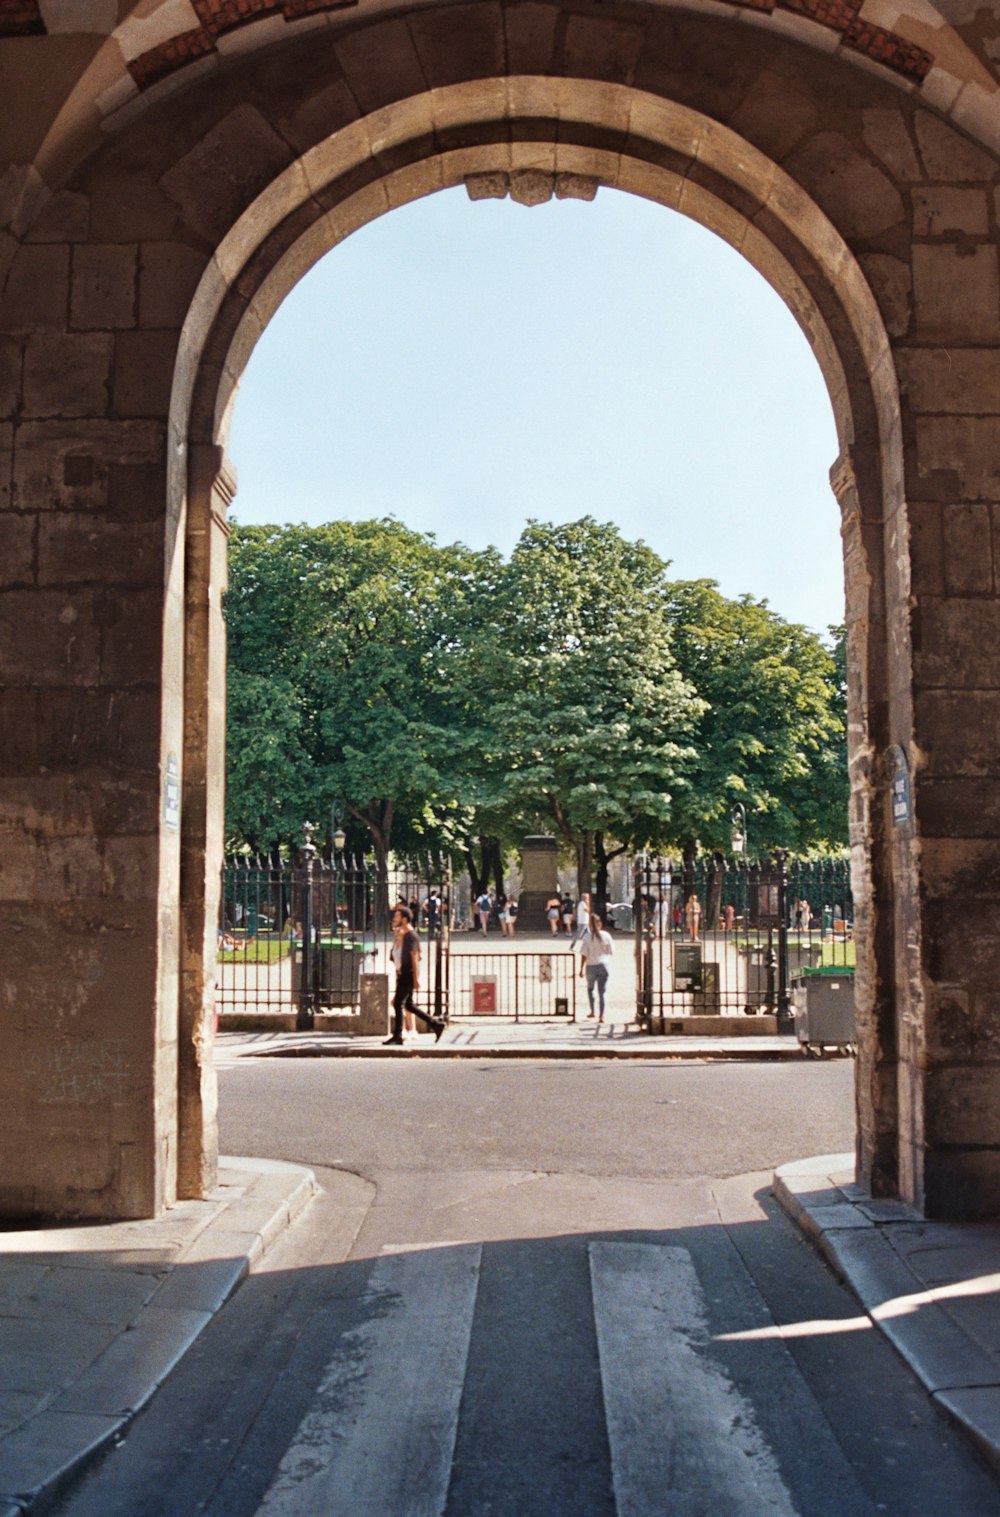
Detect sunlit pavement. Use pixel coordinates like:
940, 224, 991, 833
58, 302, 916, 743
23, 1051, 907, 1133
8, 1144, 1000, 1513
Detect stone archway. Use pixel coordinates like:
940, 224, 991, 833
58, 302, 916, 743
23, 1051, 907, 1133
1, 4, 998, 1220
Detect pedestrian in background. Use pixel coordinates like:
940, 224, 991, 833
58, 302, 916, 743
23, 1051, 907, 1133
570, 891, 591, 949
546, 895, 561, 935
579, 912, 614, 1023
476, 889, 491, 935
384, 906, 445, 1044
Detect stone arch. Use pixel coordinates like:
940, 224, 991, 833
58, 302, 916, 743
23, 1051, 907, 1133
1, 4, 998, 1220
175, 72, 907, 1207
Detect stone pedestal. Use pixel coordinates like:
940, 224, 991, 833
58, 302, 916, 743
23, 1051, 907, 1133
517, 836, 559, 932
359, 973, 389, 1036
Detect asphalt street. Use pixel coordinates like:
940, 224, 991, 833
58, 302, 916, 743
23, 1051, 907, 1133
47, 1057, 1000, 1517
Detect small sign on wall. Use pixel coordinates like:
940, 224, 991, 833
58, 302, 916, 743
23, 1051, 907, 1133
885, 744, 911, 828
471, 976, 497, 1013
163, 753, 180, 832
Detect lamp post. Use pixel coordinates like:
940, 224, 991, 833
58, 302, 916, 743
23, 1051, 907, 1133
329, 802, 348, 938
773, 847, 793, 1032
297, 821, 316, 1032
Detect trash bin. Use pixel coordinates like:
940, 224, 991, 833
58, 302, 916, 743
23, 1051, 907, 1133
692, 962, 721, 1015
317, 939, 368, 1008
293, 938, 369, 1008
792, 967, 855, 1054
743, 942, 822, 1008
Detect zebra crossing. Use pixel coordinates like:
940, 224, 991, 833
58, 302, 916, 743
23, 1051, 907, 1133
251, 1240, 799, 1517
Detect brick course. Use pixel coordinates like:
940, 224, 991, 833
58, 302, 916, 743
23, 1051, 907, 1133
123, 0, 932, 89
0, 0, 940, 84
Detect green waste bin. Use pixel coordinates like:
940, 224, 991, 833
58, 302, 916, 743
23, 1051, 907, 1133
792, 967, 855, 1053
317, 939, 369, 1008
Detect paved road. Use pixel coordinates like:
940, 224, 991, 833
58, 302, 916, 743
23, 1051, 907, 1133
49, 1059, 1000, 1517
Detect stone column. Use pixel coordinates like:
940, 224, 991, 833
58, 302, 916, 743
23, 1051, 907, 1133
832, 452, 898, 1198
517, 836, 560, 931
178, 445, 231, 1199
0, 234, 181, 1215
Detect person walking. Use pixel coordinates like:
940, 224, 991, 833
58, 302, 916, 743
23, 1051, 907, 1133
570, 891, 591, 949
499, 896, 517, 938
578, 912, 614, 1023
476, 890, 491, 936
384, 906, 445, 1044
684, 893, 702, 942
424, 890, 441, 936
546, 895, 561, 935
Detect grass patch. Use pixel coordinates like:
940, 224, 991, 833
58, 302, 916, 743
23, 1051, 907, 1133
820, 940, 856, 968
218, 937, 291, 964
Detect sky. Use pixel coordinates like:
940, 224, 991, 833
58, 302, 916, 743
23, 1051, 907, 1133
228, 185, 844, 638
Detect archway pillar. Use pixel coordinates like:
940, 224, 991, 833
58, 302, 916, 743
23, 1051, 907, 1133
0, 390, 181, 1217
903, 336, 1000, 1218
177, 443, 230, 1200
832, 451, 899, 1197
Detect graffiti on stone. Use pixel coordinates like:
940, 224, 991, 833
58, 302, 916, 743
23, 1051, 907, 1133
25, 1040, 131, 1104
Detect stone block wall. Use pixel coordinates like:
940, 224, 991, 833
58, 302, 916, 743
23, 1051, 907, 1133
0, 1, 998, 1217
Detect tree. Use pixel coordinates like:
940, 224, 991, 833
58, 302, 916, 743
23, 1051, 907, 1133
661, 581, 849, 859
224, 519, 848, 897
225, 520, 481, 868
471, 519, 703, 896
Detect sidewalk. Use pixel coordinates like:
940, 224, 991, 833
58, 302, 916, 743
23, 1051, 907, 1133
217, 1021, 803, 1061
5, 1144, 1000, 1512
0, 1157, 315, 1516
775, 1154, 1000, 1478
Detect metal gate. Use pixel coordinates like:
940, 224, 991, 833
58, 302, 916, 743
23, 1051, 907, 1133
446, 952, 577, 1021
217, 833, 451, 1029
632, 854, 853, 1031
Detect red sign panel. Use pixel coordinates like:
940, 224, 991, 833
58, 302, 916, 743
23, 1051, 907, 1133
471, 976, 497, 1013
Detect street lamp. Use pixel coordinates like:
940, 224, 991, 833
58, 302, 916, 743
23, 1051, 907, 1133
330, 801, 346, 854
731, 803, 748, 859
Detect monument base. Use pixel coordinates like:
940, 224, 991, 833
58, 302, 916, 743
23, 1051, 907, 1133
516, 889, 561, 933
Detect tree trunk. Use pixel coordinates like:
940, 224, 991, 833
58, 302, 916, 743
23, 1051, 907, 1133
485, 837, 504, 898
576, 830, 594, 901
594, 833, 627, 919
464, 846, 485, 900
463, 836, 500, 900
348, 799, 394, 929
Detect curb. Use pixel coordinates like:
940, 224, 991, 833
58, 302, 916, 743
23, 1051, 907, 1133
0, 1159, 316, 1516
251, 1041, 808, 1061
773, 1156, 1000, 1479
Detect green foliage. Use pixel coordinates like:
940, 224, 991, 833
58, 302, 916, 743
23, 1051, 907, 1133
225, 520, 479, 858
476, 519, 701, 864
661, 582, 849, 855
224, 517, 849, 866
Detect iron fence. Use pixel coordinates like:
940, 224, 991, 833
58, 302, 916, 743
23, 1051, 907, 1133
632, 853, 853, 1031
446, 951, 578, 1021
217, 837, 451, 1028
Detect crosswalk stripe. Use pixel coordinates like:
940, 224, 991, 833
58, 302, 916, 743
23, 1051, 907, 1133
589, 1242, 800, 1517
253, 1244, 481, 1517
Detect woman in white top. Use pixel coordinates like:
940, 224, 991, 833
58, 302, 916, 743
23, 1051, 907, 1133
579, 912, 613, 1022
